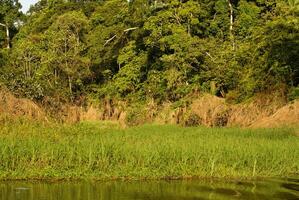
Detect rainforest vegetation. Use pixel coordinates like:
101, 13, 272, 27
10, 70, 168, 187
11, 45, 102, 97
0, 0, 298, 112
0, 0, 299, 181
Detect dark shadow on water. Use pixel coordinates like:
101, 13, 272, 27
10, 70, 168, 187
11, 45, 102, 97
0, 178, 298, 200
282, 183, 299, 192
274, 192, 299, 200
286, 178, 299, 184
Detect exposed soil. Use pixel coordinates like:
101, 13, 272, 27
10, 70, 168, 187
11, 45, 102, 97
1, 88, 298, 128
0, 88, 46, 121
250, 101, 299, 128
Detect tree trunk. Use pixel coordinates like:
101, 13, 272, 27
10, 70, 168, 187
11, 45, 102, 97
6, 25, 10, 49
0, 23, 10, 49
227, 0, 235, 50
54, 69, 58, 84
68, 75, 73, 99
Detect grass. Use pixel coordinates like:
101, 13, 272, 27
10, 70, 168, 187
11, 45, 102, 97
0, 120, 298, 181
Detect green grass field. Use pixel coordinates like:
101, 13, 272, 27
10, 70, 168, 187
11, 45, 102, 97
0, 120, 298, 180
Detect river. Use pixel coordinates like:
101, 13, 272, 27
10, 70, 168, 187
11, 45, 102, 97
0, 178, 298, 200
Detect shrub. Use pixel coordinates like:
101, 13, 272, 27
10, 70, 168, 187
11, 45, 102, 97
288, 87, 299, 101
184, 112, 202, 127
125, 104, 147, 126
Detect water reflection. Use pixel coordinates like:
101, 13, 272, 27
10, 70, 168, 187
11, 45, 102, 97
0, 178, 298, 200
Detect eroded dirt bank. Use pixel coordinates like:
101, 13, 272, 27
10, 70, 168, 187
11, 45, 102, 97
1, 88, 298, 128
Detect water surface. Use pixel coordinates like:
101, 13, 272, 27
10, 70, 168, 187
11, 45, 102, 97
0, 178, 298, 200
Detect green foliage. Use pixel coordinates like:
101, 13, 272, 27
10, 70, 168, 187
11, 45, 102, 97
110, 41, 147, 96
125, 103, 148, 126
0, 48, 8, 67
45, 11, 90, 97
0, 0, 298, 105
288, 86, 299, 100
0, 0, 22, 25
0, 0, 23, 48
248, 14, 299, 92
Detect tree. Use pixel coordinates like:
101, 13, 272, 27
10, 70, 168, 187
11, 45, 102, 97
44, 11, 90, 100
1, 0, 298, 105
251, 14, 299, 90
113, 41, 147, 96
0, 0, 22, 49
87, 0, 145, 84
143, 0, 207, 100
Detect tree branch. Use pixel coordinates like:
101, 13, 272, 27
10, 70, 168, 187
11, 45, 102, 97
103, 27, 139, 46
0, 23, 7, 27
123, 27, 138, 32
205, 52, 215, 62
104, 35, 117, 46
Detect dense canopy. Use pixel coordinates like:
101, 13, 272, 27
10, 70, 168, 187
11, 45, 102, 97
0, 0, 298, 105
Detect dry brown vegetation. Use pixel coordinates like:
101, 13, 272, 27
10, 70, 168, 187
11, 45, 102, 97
0, 88, 46, 121
179, 94, 298, 128
1, 88, 298, 128
251, 101, 299, 128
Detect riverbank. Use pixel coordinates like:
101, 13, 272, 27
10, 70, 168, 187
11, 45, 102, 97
2, 86, 299, 128
0, 121, 298, 181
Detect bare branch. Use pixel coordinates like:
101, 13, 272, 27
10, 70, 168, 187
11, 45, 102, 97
0, 23, 6, 27
123, 27, 138, 32
104, 35, 117, 46
205, 52, 215, 62
103, 27, 139, 46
